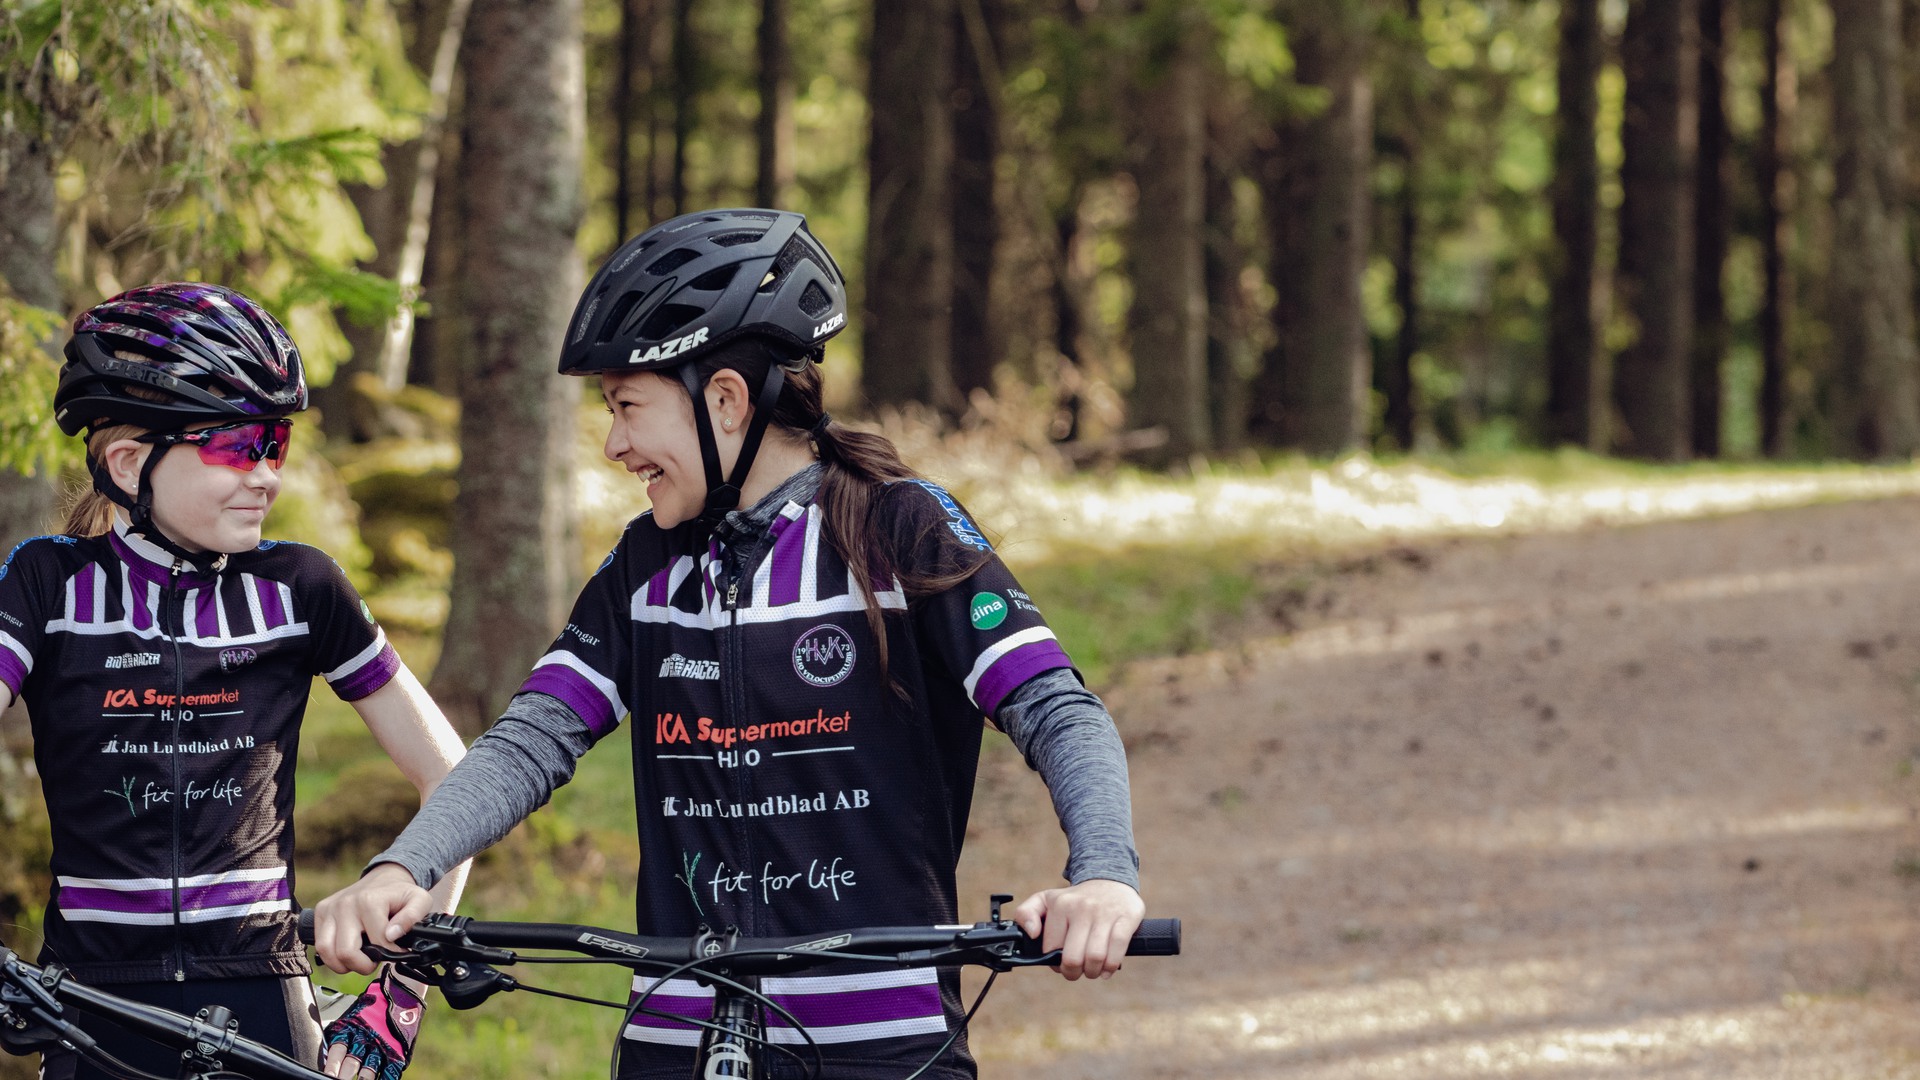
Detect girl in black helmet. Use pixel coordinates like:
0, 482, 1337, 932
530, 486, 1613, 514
3, 283, 469, 1080
313, 210, 1145, 1080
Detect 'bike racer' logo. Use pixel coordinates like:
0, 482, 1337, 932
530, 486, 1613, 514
792, 624, 856, 687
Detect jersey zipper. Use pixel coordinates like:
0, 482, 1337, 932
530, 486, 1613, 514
165, 558, 188, 981
718, 548, 755, 934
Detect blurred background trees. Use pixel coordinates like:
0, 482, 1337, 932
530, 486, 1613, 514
0, 0, 1916, 720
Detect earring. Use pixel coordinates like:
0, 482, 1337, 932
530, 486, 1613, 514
723, 417, 734, 430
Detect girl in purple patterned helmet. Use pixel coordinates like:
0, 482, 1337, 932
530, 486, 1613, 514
4, 283, 469, 1080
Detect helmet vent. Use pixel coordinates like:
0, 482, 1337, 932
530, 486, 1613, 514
599, 291, 647, 342
797, 281, 833, 319
645, 248, 701, 276
689, 265, 739, 291
709, 230, 763, 247
639, 303, 705, 340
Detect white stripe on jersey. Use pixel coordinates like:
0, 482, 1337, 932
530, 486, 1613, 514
961, 625, 1060, 703
323, 626, 389, 683
0, 629, 31, 673
530, 649, 628, 721
58, 866, 288, 891
242, 573, 268, 635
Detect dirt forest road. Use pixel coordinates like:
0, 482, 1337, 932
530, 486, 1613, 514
958, 496, 1920, 1079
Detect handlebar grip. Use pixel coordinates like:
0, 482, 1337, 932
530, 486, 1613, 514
296, 907, 315, 945
1126, 918, 1181, 956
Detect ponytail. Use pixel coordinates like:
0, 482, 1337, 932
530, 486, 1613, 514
60, 421, 146, 538
687, 341, 991, 692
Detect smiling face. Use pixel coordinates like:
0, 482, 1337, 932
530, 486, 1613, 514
105, 421, 285, 554
601, 370, 721, 528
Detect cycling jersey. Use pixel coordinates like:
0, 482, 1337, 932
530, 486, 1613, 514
517, 479, 1075, 1080
0, 518, 398, 983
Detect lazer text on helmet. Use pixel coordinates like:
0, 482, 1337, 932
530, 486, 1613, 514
812, 313, 845, 339
630, 326, 710, 365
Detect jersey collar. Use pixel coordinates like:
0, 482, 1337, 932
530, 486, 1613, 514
109, 513, 227, 587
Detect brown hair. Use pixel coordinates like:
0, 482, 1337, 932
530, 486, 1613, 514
683, 337, 992, 688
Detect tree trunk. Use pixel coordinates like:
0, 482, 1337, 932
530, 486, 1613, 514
1205, 94, 1251, 451
1690, 0, 1730, 457
755, 0, 794, 209
863, 0, 957, 411
0, 124, 62, 548
1759, 0, 1795, 456
430, 0, 585, 737
1828, 0, 1919, 458
1125, 0, 1210, 463
949, 0, 1004, 402
671, 0, 696, 216
1254, 1, 1373, 455
1546, 0, 1601, 449
616, 0, 646, 241
1612, 0, 1697, 460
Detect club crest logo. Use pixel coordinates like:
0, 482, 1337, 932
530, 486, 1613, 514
792, 624, 856, 687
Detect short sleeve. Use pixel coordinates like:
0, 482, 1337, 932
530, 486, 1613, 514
885, 482, 1077, 716
0, 538, 62, 697
513, 527, 639, 739
301, 550, 401, 701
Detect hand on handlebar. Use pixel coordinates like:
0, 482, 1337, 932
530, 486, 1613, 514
1009, 879, 1145, 981
312, 863, 435, 976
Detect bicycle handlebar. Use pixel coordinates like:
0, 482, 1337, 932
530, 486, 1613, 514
0, 944, 324, 1080
297, 900, 1180, 980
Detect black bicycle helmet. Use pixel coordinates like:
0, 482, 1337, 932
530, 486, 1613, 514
559, 207, 847, 375
55, 282, 308, 437
56, 283, 308, 569
563, 209, 847, 534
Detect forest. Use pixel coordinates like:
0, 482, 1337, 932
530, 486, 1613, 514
5, 1, 1920, 1075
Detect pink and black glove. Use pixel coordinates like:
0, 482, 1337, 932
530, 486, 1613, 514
321, 969, 423, 1080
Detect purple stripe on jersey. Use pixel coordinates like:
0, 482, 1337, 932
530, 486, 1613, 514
627, 983, 942, 1031
646, 565, 671, 607
128, 577, 153, 632
59, 885, 172, 915
973, 638, 1075, 716
765, 983, 943, 1030
331, 642, 400, 702
0, 651, 27, 696
180, 876, 290, 910
194, 588, 220, 637
256, 578, 287, 629
60, 877, 288, 916
767, 512, 806, 607
521, 665, 618, 736
74, 566, 96, 624
624, 992, 709, 1028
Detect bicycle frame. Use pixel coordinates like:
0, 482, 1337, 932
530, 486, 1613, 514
0, 943, 325, 1080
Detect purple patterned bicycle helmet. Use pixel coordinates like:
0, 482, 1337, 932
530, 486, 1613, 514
55, 282, 308, 437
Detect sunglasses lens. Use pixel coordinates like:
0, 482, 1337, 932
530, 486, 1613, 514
194, 420, 291, 471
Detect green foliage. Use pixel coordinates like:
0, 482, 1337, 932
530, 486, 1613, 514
0, 0, 417, 397
0, 298, 71, 477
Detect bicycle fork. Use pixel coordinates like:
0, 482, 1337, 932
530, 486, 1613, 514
696, 977, 762, 1080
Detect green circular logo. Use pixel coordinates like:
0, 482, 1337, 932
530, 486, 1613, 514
969, 592, 1008, 631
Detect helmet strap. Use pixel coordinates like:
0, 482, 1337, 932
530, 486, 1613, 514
679, 361, 788, 539
88, 443, 223, 574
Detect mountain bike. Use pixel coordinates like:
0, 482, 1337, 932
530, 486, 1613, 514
297, 893, 1180, 1080
0, 940, 325, 1080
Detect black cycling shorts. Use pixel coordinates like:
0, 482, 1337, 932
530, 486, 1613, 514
38, 975, 321, 1080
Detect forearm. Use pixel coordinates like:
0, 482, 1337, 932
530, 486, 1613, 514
370, 693, 596, 889
994, 669, 1141, 890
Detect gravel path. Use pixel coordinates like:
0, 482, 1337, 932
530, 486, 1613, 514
959, 497, 1920, 1078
